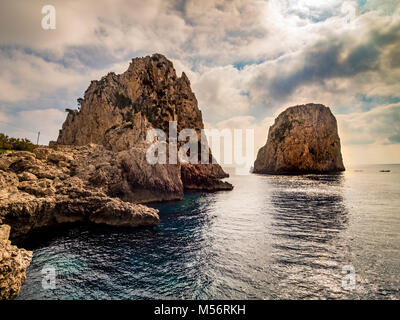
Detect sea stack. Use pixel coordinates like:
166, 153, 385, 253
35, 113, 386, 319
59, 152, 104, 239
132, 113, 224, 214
253, 103, 345, 174
57, 53, 232, 194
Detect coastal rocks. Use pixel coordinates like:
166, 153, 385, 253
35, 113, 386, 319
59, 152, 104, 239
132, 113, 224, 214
181, 164, 232, 191
0, 147, 160, 239
114, 147, 183, 203
254, 103, 345, 174
57, 53, 232, 191
0, 224, 32, 300
67, 143, 184, 203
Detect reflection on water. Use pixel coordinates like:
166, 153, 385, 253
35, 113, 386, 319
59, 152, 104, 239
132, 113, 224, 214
266, 174, 350, 299
270, 174, 348, 243
17, 166, 400, 299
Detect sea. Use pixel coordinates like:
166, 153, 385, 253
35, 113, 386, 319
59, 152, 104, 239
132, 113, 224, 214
16, 164, 400, 299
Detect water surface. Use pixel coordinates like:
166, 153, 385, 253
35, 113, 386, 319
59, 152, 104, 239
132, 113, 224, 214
17, 165, 400, 299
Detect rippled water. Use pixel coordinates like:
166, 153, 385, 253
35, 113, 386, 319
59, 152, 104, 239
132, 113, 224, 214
17, 165, 400, 299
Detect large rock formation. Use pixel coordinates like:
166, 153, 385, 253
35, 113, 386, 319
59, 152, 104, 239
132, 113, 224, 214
254, 103, 345, 174
57, 53, 232, 192
0, 224, 32, 300
0, 146, 160, 239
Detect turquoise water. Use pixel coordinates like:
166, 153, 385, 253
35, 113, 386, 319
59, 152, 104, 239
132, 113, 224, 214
17, 165, 400, 299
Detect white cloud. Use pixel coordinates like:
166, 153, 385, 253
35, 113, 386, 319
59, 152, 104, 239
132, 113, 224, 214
337, 103, 400, 145
0, 49, 131, 105
0, 108, 65, 144
208, 115, 274, 162
342, 144, 400, 166
192, 65, 253, 122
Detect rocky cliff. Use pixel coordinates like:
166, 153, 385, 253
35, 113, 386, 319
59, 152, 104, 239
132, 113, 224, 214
58, 54, 203, 145
0, 224, 32, 300
253, 103, 345, 174
57, 53, 231, 192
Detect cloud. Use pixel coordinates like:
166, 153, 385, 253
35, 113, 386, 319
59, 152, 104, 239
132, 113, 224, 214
248, 11, 400, 111
0, 0, 399, 164
342, 143, 400, 166
0, 108, 65, 144
207, 115, 274, 162
0, 49, 84, 103
191, 65, 253, 122
337, 103, 400, 145
0, 47, 130, 112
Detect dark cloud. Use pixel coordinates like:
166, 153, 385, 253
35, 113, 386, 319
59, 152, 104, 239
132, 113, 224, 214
251, 21, 400, 103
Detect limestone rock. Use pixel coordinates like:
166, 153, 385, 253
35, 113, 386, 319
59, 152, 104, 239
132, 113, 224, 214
254, 103, 345, 174
0, 146, 160, 239
0, 224, 32, 300
17, 172, 38, 182
57, 54, 203, 146
181, 164, 232, 191
57, 53, 232, 191
0, 54, 234, 299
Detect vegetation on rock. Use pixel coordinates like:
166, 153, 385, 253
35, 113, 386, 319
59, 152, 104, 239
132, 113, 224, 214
115, 92, 132, 109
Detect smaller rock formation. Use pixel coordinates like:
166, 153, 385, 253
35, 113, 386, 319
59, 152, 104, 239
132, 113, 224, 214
254, 103, 345, 174
0, 224, 32, 300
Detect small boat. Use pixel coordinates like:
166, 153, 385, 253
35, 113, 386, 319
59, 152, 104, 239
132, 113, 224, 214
379, 170, 391, 172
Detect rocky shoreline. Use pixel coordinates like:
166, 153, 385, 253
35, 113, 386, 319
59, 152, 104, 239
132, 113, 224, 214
0, 54, 233, 299
0, 146, 161, 239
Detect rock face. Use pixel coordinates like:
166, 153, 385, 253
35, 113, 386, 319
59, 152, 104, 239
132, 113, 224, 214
57, 53, 231, 192
58, 54, 202, 146
254, 104, 345, 174
0, 146, 160, 239
0, 224, 32, 300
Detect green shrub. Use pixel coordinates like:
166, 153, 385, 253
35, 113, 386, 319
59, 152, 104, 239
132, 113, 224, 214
273, 116, 293, 142
292, 118, 302, 125
0, 133, 36, 152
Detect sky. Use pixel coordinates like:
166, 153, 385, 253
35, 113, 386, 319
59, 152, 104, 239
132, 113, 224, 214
0, 0, 399, 166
